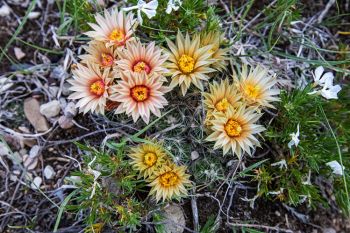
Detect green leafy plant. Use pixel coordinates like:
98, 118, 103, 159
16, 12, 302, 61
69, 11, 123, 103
254, 84, 350, 214
63, 143, 144, 231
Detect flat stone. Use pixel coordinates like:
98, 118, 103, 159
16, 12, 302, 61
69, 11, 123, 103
163, 204, 185, 233
40, 100, 61, 118
24, 98, 49, 132
23, 154, 38, 170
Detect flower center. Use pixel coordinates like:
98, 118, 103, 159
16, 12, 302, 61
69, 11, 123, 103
144, 152, 157, 167
130, 85, 149, 102
178, 54, 195, 74
224, 119, 242, 137
133, 61, 151, 74
159, 171, 179, 188
100, 53, 114, 67
109, 29, 125, 43
244, 83, 260, 99
215, 98, 230, 112
90, 80, 105, 96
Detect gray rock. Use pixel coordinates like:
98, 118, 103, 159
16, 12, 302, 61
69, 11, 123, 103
31, 177, 42, 189
29, 145, 40, 158
163, 204, 185, 233
191, 151, 199, 161
50, 66, 68, 80
59, 97, 67, 110
58, 115, 74, 129
64, 102, 77, 118
0, 4, 11, 17
62, 82, 72, 96
40, 100, 61, 118
24, 98, 49, 132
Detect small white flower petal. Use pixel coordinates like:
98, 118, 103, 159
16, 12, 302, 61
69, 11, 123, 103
326, 161, 344, 176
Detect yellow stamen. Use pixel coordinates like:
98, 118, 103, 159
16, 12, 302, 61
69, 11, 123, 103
215, 98, 230, 112
178, 54, 195, 74
133, 61, 151, 74
143, 152, 157, 167
224, 119, 242, 137
109, 29, 125, 43
159, 171, 179, 188
131, 85, 149, 102
101, 53, 114, 67
90, 80, 105, 96
244, 83, 260, 99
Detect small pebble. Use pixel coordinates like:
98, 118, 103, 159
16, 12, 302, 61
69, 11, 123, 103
28, 11, 41, 19
29, 145, 40, 158
191, 151, 199, 161
14, 47, 26, 60
40, 100, 61, 118
31, 177, 42, 190
50, 66, 68, 80
64, 102, 77, 118
44, 165, 56, 179
62, 82, 72, 96
58, 115, 74, 129
0, 4, 11, 17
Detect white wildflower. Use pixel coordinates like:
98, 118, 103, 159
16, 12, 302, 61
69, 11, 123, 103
271, 159, 288, 170
288, 123, 300, 149
312, 66, 333, 86
326, 160, 345, 176
123, 0, 158, 25
308, 66, 342, 100
320, 79, 341, 100
166, 0, 182, 14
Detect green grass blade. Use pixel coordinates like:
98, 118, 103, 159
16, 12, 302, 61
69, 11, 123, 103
53, 189, 79, 232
